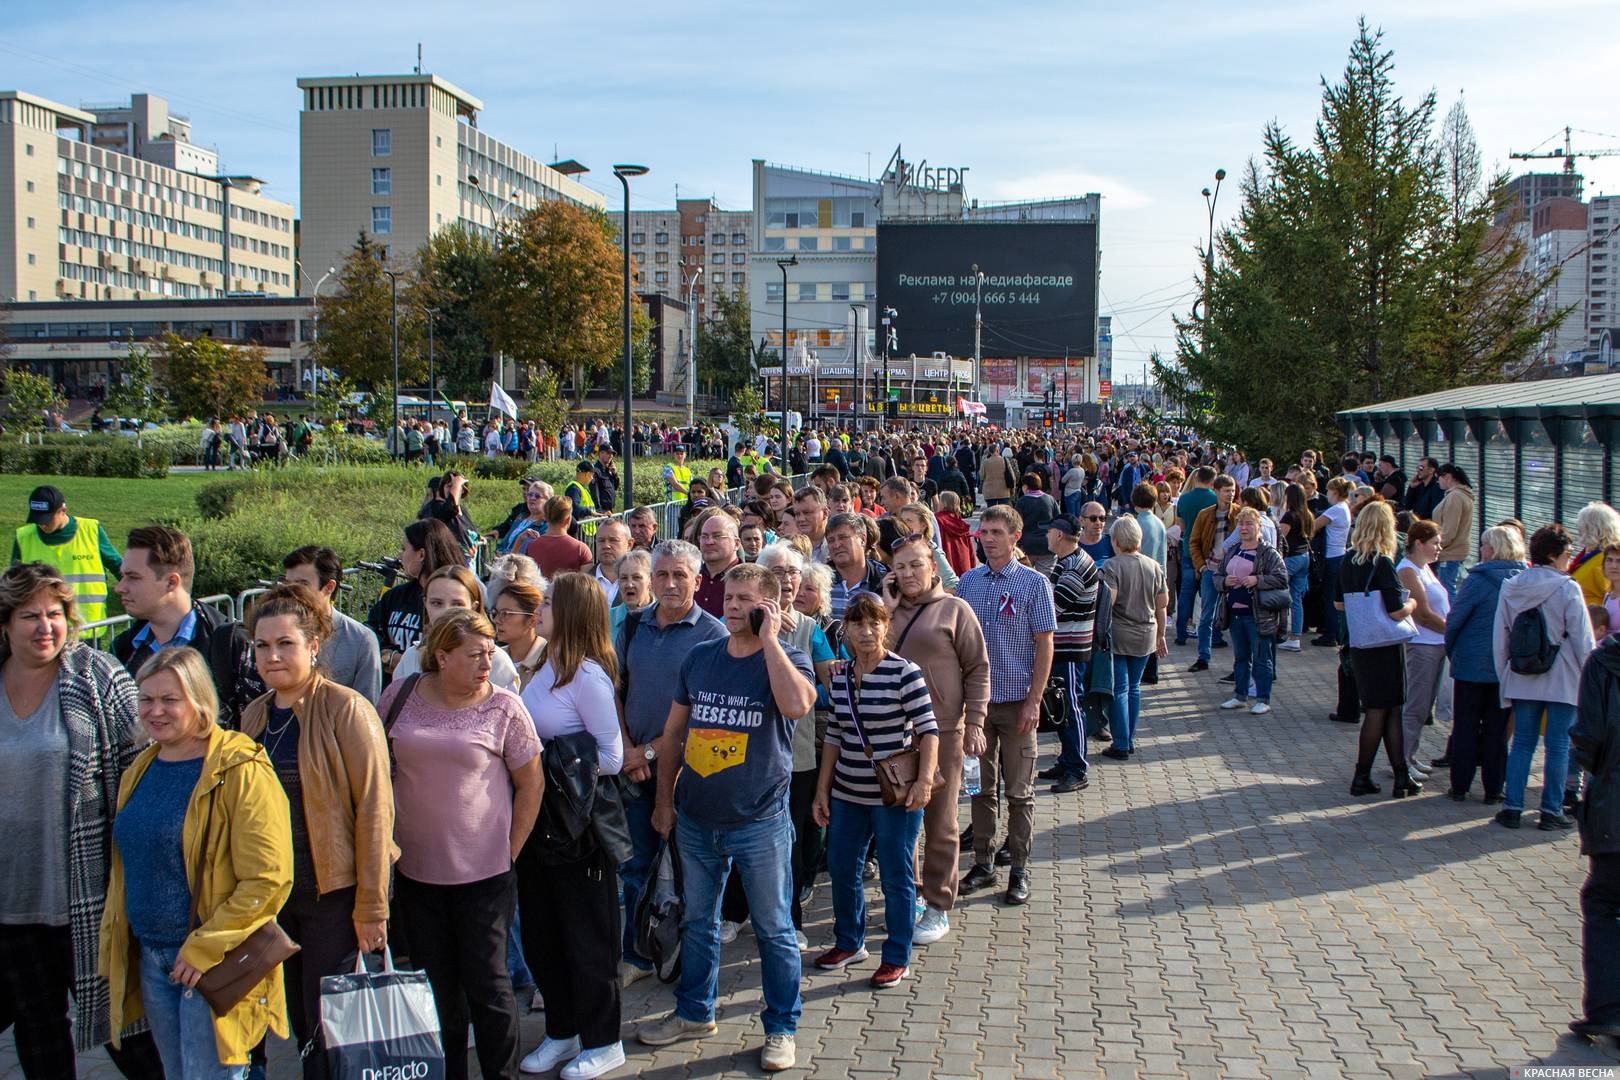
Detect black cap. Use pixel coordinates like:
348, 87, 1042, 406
27, 485, 65, 525
1046, 514, 1080, 537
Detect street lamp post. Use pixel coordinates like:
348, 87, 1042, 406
310, 266, 335, 400
881, 307, 897, 432
776, 255, 798, 473
1199, 168, 1227, 392
971, 264, 984, 406
683, 269, 702, 428
423, 307, 438, 418
381, 269, 402, 451
614, 165, 649, 502
467, 174, 511, 394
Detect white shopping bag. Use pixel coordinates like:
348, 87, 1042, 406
320, 948, 445, 1079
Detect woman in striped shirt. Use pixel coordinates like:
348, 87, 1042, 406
811, 595, 939, 990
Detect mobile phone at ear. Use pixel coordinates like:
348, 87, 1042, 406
749, 608, 766, 635
885, 577, 900, 598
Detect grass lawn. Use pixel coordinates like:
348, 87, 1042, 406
0, 473, 214, 543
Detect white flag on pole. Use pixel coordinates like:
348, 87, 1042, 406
490, 381, 519, 418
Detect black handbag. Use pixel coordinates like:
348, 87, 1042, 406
531, 730, 633, 866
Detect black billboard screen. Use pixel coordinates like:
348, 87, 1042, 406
876, 221, 1098, 358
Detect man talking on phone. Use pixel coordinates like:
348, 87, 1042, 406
640, 562, 816, 1073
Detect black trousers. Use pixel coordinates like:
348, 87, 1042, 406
516, 845, 621, 1050
1450, 679, 1510, 798
279, 885, 359, 1080
1336, 649, 1361, 722
788, 768, 823, 929
394, 871, 519, 1080
1583, 853, 1620, 1026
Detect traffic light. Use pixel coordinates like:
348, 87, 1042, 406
1043, 414, 1053, 429
886, 400, 899, 419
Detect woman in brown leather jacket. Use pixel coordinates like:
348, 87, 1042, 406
238, 584, 396, 1079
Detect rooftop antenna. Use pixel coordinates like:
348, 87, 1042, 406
414, 44, 422, 75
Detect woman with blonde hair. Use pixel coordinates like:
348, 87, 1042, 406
1312, 476, 1356, 646
380, 610, 542, 1080
516, 573, 626, 1078
0, 563, 153, 1076
1443, 525, 1524, 802
1336, 500, 1419, 798
102, 648, 293, 1078
1571, 502, 1620, 607
240, 584, 395, 1079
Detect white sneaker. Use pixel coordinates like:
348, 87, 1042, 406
1249, 701, 1271, 715
914, 905, 951, 945
560, 1042, 626, 1080
521, 1035, 581, 1074
761, 1033, 797, 1072
718, 919, 741, 944
1219, 697, 1247, 710
1279, 639, 1302, 652
794, 929, 808, 951
618, 961, 652, 989
1407, 760, 1431, 778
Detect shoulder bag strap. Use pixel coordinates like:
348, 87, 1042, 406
893, 599, 940, 655
841, 667, 876, 760
618, 608, 644, 704
382, 673, 422, 736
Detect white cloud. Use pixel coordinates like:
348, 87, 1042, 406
979, 171, 1155, 211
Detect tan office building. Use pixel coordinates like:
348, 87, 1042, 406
296, 73, 604, 286
0, 90, 295, 304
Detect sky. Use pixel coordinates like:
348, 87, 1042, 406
9, 0, 1620, 383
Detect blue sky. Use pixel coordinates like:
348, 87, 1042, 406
9, 0, 1619, 380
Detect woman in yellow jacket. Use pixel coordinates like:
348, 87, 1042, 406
1572, 502, 1620, 607
100, 648, 293, 1078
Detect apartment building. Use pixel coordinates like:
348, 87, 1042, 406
1, 89, 294, 304
86, 92, 218, 176
296, 72, 604, 284
1588, 194, 1617, 351
1527, 197, 1590, 365
608, 197, 751, 320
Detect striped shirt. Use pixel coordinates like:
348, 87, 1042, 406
829, 653, 938, 806
957, 558, 1059, 703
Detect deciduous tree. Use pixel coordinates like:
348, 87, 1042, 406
413, 225, 497, 400
155, 333, 270, 421
697, 288, 755, 397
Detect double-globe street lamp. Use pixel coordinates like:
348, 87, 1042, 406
381, 269, 402, 452
614, 165, 649, 503
775, 255, 797, 472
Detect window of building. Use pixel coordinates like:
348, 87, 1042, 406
784, 211, 800, 228
832, 236, 852, 252
766, 282, 784, 301
732, 232, 747, 245
712, 232, 725, 245
372, 206, 392, 234
798, 237, 817, 252
372, 168, 392, 195
25, 217, 34, 229
436, 135, 442, 147
732, 252, 746, 264
24, 144, 33, 157
631, 232, 645, 245
850, 211, 866, 228
832, 282, 850, 300
26, 253, 35, 266
634, 252, 646, 264
850, 282, 868, 300
732, 272, 745, 284
25, 180, 34, 193
712, 273, 724, 285
712, 253, 725, 265
655, 251, 669, 264
655, 271, 670, 285
372, 129, 391, 156
764, 236, 786, 252
655, 231, 669, 244
796, 282, 817, 301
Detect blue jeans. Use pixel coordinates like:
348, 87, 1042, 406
1506, 700, 1577, 815
1054, 659, 1090, 776
507, 903, 534, 990
1176, 552, 1198, 641
140, 945, 245, 1079
674, 809, 801, 1035
1196, 570, 1224, 659
1435, 559, 1462, 601
618, 782, 659, 970
1109, 653, 1150, 751
1285, 553, 1311, 637
826, 798, 923, 967
1063, 491, 1084, 517
1228, 613, 1274, 702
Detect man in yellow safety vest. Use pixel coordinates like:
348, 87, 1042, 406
11, 485, 121, 626
663, 446, 693, 504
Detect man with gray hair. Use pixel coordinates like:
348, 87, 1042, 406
614, 539, 727, 985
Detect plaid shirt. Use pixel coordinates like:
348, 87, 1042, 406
957, 558, 1058, 703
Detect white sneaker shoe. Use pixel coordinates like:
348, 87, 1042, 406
521, 1035, 581, 1074
560, 1042, 626, 1080
1249, 701, 1272, 715
1219, 697, 1247, 710
1278, 639, 1302, 652
718, 919, 741, 944
914, 905, 951, 945
761, 1033, 797, 1072
618, 961, 653, 989
794, 928, 808, 951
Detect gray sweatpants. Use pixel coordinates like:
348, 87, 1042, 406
1402, 642, 1447, 765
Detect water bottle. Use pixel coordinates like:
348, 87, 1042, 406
962, 755, 982, 798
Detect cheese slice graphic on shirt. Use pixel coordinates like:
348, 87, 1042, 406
685, 727, 748, 777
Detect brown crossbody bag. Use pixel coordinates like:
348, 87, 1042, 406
842, 666, 920, 807
187, 782, 300, 1016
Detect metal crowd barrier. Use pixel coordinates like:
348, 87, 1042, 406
80, 613, 133, 651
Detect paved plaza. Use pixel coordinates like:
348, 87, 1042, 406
10, 643, 1619, 1079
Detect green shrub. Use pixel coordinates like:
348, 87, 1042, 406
0, 438, 169, 478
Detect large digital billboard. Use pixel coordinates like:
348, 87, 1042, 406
876, 221, 1098, 358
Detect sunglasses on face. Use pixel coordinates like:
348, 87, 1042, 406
1084, 515, 1107, 522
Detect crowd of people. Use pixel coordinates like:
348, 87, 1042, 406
4, 417, 1620, 1080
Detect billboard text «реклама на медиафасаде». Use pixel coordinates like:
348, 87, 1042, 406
876, 220, 1099, 360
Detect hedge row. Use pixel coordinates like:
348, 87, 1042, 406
0, 439, 169, 478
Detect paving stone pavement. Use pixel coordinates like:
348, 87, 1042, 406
10, 641, 1620, 1079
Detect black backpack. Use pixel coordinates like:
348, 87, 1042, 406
1508, 606, 1565, 675
633, 834, 685, 983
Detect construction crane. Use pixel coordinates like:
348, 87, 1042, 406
1509, 127, 1620, 175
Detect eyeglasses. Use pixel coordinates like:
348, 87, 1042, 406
768, 566, 801, 579
1083, 515, 1108, 522
492, 608, 534, 621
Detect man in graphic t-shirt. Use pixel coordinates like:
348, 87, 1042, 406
639, 562, 816, 1073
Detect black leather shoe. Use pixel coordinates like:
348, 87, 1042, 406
1570, 1019, 1620, 1039
1050, 774, 1089, 794
1311, 635, 1337, 647
1539, 812, 1575, 831
958, 825, 973, 851
1350, 774, 1380, 797
1329, 712, 1360, 724
1430, 755, 1452, 767
1219, 673, 1235, 683
959, 863, 998, 893
994, 841, 1013, 867
1188, 660, 1209, 673
1484, 793, 1506, 805
1004, 868, 1030, 906
1446, 788, 1468, 801
1100, 747, 1131, 761
1495, 809, 1522, 829
1212, 639, 1229, 649
1037, 765, 1065, 781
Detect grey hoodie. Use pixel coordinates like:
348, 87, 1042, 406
1491, 565, 1594, 707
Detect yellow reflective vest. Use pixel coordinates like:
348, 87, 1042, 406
16, 517, 109, 625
